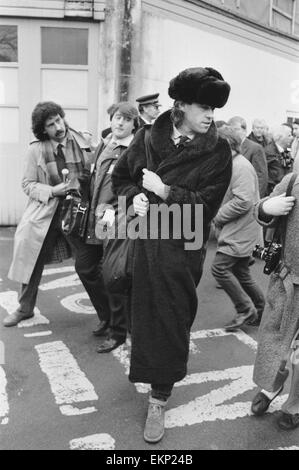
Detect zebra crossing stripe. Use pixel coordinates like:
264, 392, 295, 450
43, 266, 75, 276
24, 331, 52, 338
191, 328, 258, 351
0, 291, 49, 327
35, 341, 98, 415
0, 366, 9, 425
70, 434, 115, 450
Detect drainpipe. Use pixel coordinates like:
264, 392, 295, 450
118, 0, 142, 102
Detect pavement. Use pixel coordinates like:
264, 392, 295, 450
0, 227, 299, 451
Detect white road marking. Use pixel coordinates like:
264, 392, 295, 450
166, 365, 256, 428
276, 446, 299, 450
0, 291, 49, 327
17, 312, 49, 328
43, 266, 75, 276
0, 366, 9, 425
24, 331, 52, 338
60, 405, 97, 416
70, 434, 115, 450
112, 342, 150, 394
35, 341, 98, 414
113, 329, 257, 396
60, 293, 96, 315
39, 274, 81, 291
191, 328, 258, 351
189, 339, 199, 354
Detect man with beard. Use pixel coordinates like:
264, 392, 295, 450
5, 102, 91, 326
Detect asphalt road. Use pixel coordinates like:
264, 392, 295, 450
0, 227, 299, 451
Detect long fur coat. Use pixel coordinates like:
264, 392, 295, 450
112, 110, 232, 384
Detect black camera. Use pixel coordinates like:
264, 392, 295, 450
252, 242, 282, 275
280, 150, 293, 170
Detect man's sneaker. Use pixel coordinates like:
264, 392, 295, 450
3, 310, 34, 327
144, 398, 166, 444
225, 309, 257, 332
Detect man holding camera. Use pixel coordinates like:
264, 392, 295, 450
250, 172, 299, 430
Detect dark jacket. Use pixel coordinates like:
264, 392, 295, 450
138, 116, 151, 128
264, 140, 287, 194
241, 138, 268, 198
85, 138, 130, 244
247, 131, 268, 148
112, 110, 232, 384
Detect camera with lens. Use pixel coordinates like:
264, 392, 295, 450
252, 242, 282, 275
280, 150, 293, 170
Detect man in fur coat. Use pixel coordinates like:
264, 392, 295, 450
112, 67, 232, 443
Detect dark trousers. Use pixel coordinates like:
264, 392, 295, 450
70, 237, 127, 340
211, 251, 265, 316
18, 209, 64, 314
151, 383, 174, 402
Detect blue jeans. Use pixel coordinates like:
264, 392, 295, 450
211, 251, 265, 316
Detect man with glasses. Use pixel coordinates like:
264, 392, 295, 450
136, 93, 161, 127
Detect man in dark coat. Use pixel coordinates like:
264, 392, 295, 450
228, 116, 268, 198
112, 67, 232, 444
264, 124, 294, 194
136, 93, 161, 127
248, 118, 269, 148
71, 102, 139, 350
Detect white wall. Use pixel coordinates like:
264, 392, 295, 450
139, 9, 299, 128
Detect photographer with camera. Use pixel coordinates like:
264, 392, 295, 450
211, 126, 265, 331
250, 172, 299, 430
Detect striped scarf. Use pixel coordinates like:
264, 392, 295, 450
42, 130, 85, 186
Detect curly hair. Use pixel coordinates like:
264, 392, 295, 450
32, 101, 66, 141
170, 101, 185, 128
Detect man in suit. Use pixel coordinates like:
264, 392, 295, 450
228, 116, 268, 197
264, 125, 293, 193
136, 93, 161, 127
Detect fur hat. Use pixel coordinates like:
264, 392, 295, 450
168, 67, 230, 108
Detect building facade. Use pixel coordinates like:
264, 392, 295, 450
0, 0, 298, 224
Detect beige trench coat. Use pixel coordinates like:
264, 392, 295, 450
8, 132, 89, 284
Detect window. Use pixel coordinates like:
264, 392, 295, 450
41, 27, 88, 65
194, 0, 299, 38
270, 0, 297, 36
0, 25, 17, 62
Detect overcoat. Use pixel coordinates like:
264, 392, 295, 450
214, 153, 263, 257
253, 173, 299, 391
112, 110, 232, 384
8, 131, 89, 284
241, 138, 268, 198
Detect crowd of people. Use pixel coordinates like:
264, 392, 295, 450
4, 65, 299, 443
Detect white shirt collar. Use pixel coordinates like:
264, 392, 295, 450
140, 115, 152, 125
171, 125, 194, 144
276, 143, 284, 153
52, 137, 67, 152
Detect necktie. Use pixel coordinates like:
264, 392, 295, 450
177, 135, 190, 148
56, 143, 66, 180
